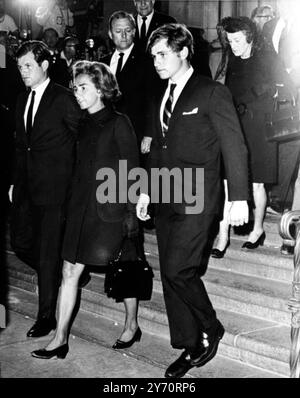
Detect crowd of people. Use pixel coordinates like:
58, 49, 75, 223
1, 0, 300, 379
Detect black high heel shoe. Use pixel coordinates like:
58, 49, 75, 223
242, 232, 266, 250
112, 327, 142, 349
31, 343, 69, 359
211, 241, 230, 259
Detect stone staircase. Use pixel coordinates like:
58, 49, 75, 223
5, 213, 294, 378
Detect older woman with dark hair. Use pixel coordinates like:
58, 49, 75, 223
31, 61, 142, 359
211, 17, 296, 257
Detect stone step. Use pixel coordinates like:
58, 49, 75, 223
7, 250, 292, 325
6, 253, 290, 376
7, 287, 283, 378
144, 234, 293, 283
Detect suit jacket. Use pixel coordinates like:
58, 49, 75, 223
148, 72, 249, 215
101, 46, 149, 141
134, 11, 176, 52
13, 81, 82, 206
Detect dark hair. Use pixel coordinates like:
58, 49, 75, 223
147, 23, 194, 62
43, 28, 59, 38
72, 60, 121, 103
15, 40, 52, 65
63, 35, 79, 49
109, 10, 136, 32
223, 17, 262, 54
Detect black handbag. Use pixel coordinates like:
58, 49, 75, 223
265, 95, 300, 143
104, 237, 154, 302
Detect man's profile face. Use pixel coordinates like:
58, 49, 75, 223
17, 51, 48, 89
134, 0, 155, 17
109, 18, 135, 51
151, 38, 185, 81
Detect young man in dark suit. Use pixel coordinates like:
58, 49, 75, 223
10, 41, 82, 338
137, 24, 249, 378
133, 0, 176, 53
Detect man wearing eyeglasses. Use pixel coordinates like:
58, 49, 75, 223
251, 5, 274, 32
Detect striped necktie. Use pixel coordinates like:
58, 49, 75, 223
162, 83, 176, 135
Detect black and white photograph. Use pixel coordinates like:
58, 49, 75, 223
0, 0, 300, 385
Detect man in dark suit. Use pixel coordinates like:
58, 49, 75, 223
101, 11, 147, 145
10, 40, 82, 338
133, 0, 176, 53
137, 24, 249, 378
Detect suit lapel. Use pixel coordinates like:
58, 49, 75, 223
168, 72, 198, 130
31, 81, 54, 136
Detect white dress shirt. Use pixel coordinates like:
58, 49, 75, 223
24, 77, 50, 129
160, 67, 194, 130
137, 10, 154, 37
109, 43, 134, 75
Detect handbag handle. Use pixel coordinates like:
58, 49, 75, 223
113, 236, 145, 263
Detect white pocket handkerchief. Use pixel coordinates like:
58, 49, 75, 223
182, 107, 198, 115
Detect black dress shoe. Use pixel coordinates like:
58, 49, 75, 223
242, 232, 266, 250
280, 244, 294, 256
112, 327, 142, 349
31, 343, 69, 359
191, 321, 225, 367
165, 350, 197, 378
27, 319, 56, 338
211, 241, 230, 259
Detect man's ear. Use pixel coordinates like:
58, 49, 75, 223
108, 30, 112, 40
41, 59, 49, 72
180, 46, 189, 60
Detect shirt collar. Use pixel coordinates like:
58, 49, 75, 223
114, 42, 134, 58
32, 77, 50, 95
137, 10, 154, 24
168, 66, 194, 91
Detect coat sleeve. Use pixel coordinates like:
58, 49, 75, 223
114, 114, 140, 211
208, 84, 250, 202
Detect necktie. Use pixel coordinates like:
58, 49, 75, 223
162, 83, 176, 135
140, 16, 147, 50
115, 52, 124, 79
26, 90, 36, 136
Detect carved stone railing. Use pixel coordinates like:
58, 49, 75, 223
279, 210, 300, 378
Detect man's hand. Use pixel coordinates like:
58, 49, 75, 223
136, 193, 150, 221
228, 201, 249, 226
141, 136, 152, 154
8, 185, 14, 203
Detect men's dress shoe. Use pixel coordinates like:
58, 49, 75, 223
165, 350, 202, 378
191, 321, 225, 368
211, 241, 230, 259
112, 327, 142, 349
280, 244, 294, 256
78, 269, 91, 289
31, 343, 69, 359
242, 232, 266, 250
26, 319, 56, 338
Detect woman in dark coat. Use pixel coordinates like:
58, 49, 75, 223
211, 17, 296, 256
31, 60, 142, 359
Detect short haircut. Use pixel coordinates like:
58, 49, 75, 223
43, 28, 59, 38
109, 10, 136, 32
15, 40, 52, 65
147, 23, 194, 61
72, 60, 121, 103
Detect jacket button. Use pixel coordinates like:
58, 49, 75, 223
27, 147, 31, 151
162, 145, 167, 149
